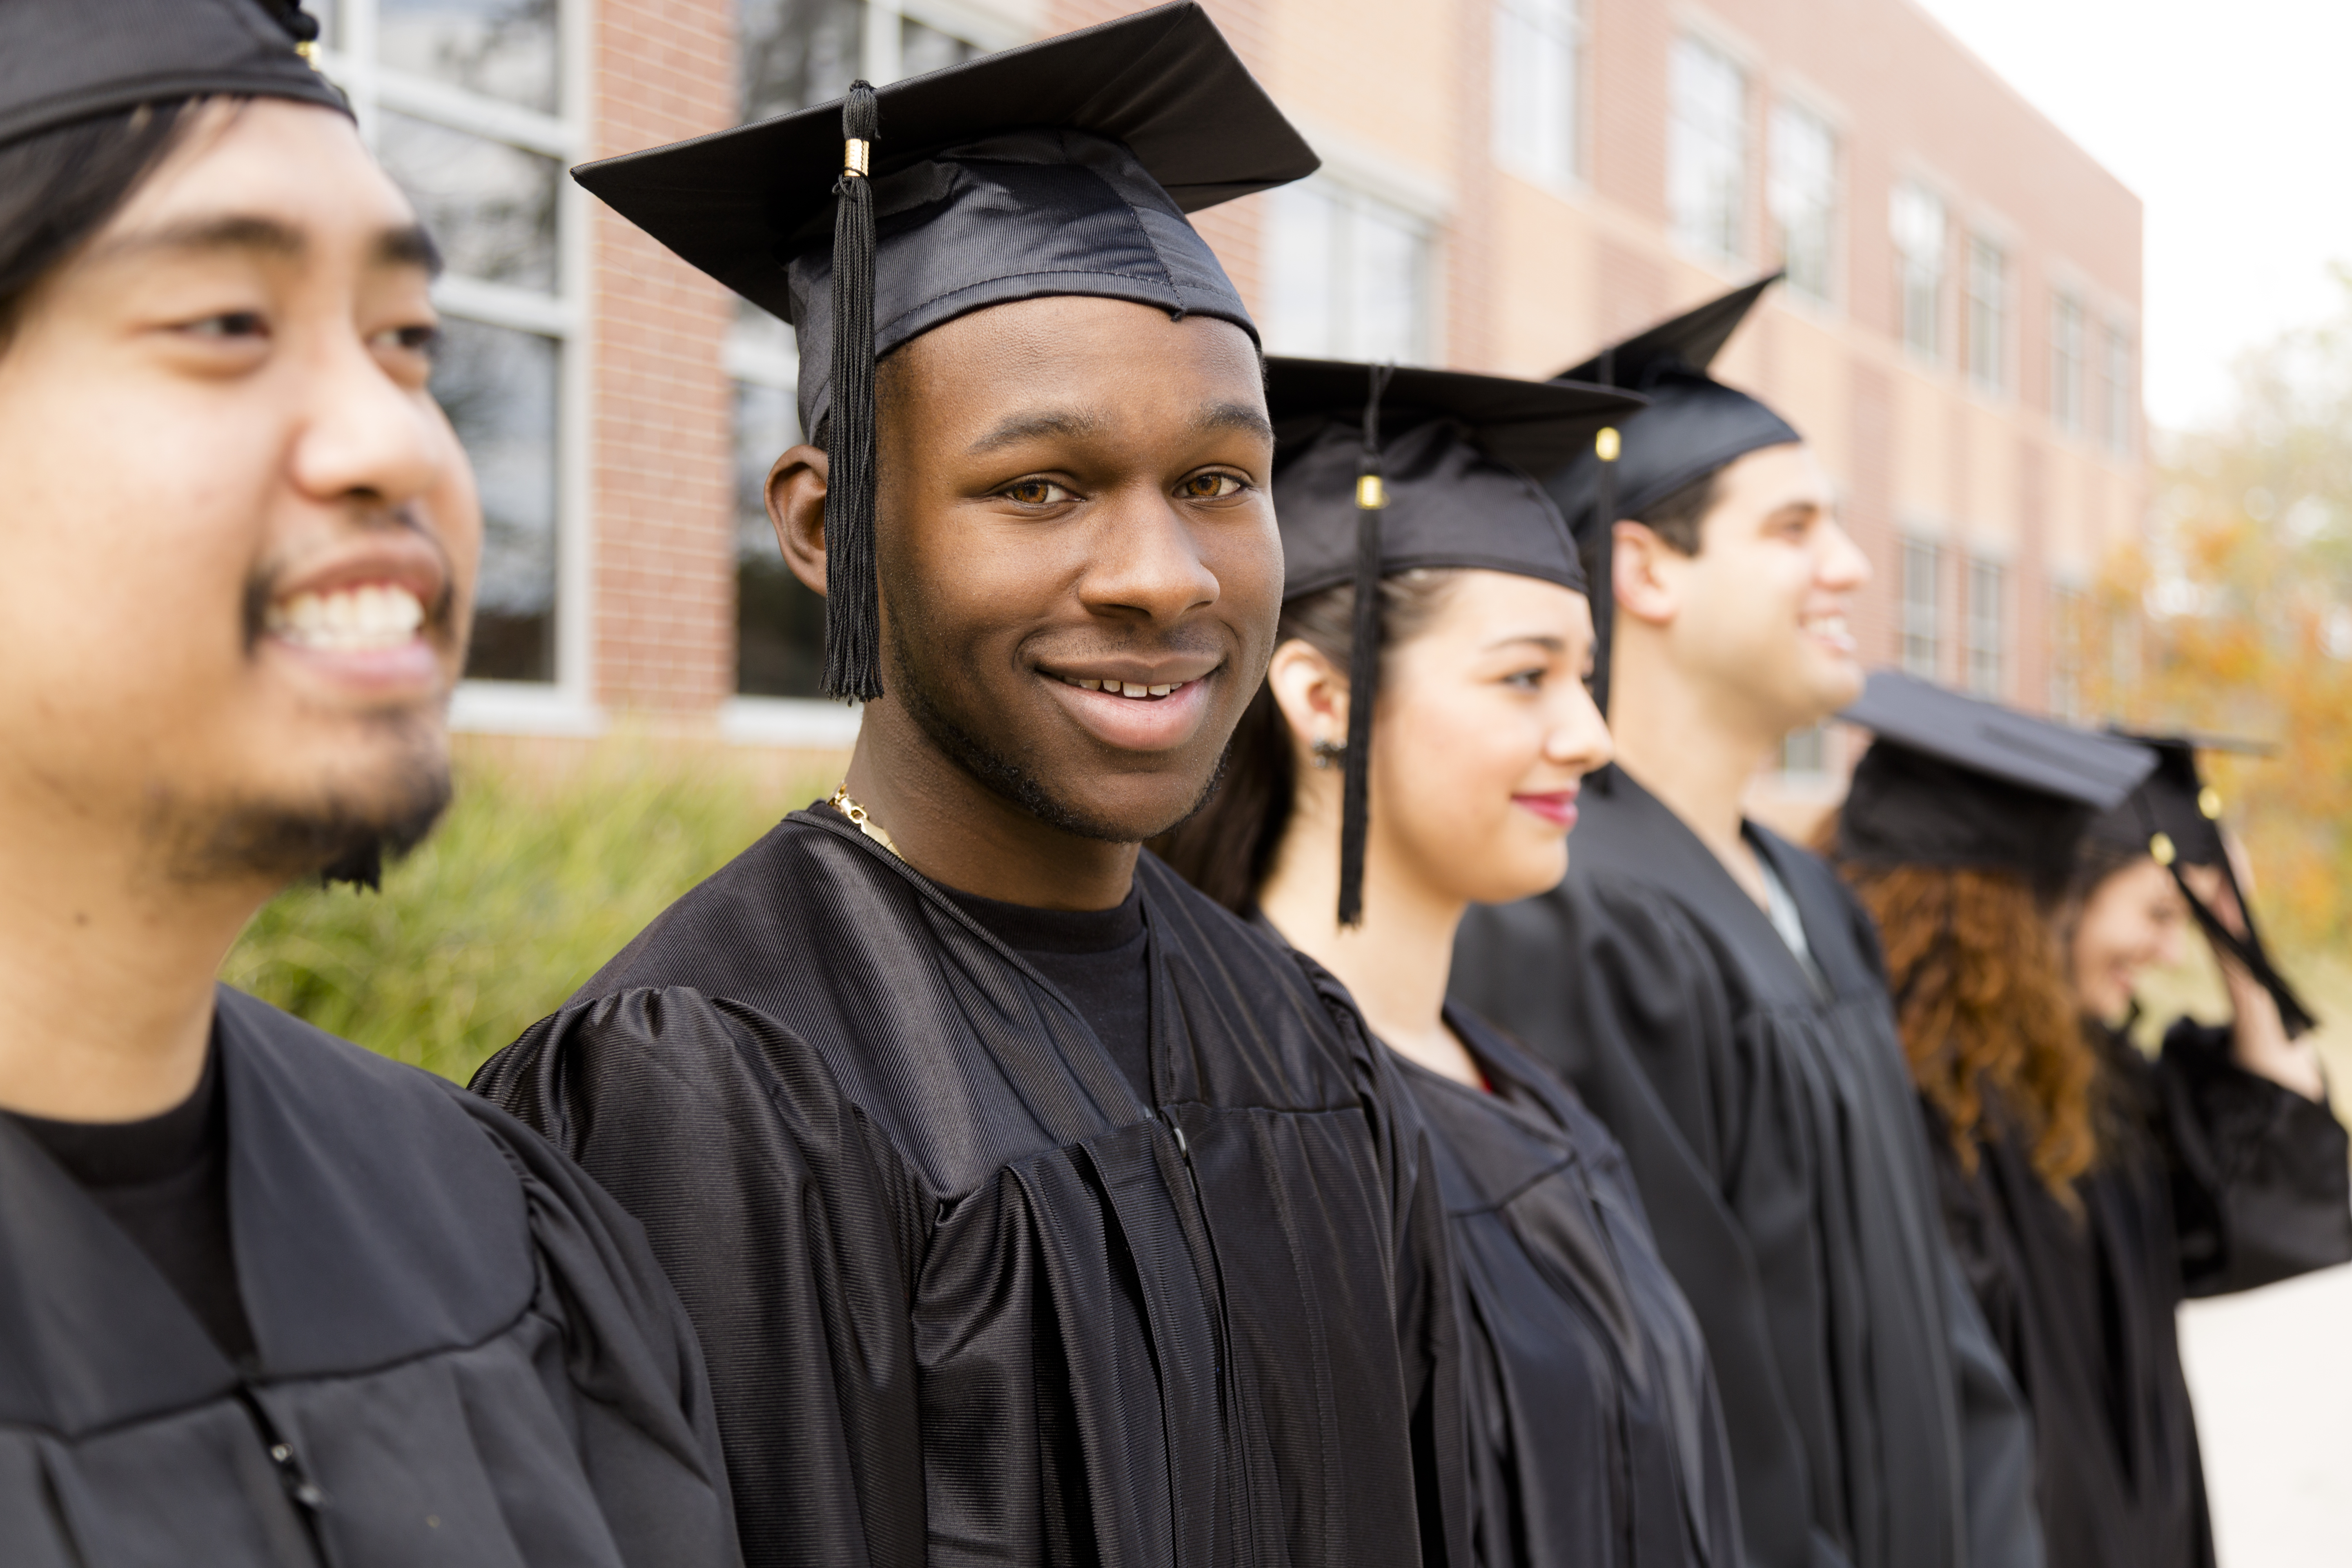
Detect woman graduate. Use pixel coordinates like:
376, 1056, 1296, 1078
1157, 359, 1745, 1568
1824, 672, 2352, 1568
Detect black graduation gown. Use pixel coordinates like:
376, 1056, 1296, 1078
0, 986, 739, 1568
1929, 1017, 2352, 1568
470, 808, 1462, 1568
1402, 999, 1744, 1568
1451, 769, 2040, 1568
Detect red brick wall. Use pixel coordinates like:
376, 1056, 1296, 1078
588, 0, 737, 715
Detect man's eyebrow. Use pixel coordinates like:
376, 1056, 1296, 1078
86, 213, 308, 267
968, 408, 1109, 454
372, 223, 444, 279
1193, 400, 1274, 442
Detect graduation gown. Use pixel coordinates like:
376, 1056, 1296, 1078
1930, 1017, 2352, 1568
0, 986, 738, 1568
470, 808, 1461, 1568
1404, 999, 1744, 1568
1451, 769, 2040, 1568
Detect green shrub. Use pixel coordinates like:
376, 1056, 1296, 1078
220, 743, 831, 1083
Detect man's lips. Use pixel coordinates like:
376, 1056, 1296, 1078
1514, 790, 1580, 829
1802, 608, 1857, 656
1041, 667, 1217, 753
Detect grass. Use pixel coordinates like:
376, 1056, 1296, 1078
219, 734, 840, 1084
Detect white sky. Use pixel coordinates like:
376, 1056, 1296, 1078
1907, 0, 2352, 432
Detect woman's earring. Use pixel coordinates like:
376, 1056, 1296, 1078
1311, 737, 1345, 770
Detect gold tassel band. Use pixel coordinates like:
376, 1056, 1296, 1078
1356, 474, 1387, 510
843, 138, 871, 177
1596, 426, 1621, 462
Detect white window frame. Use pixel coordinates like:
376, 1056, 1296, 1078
1900, 536, 1941, 679
1492, 0, 1586, 192
1768, 99, 1838, 308
1262, 166, 1444, 367
1668, 35, 1749, 264
322, 0, 599, 734
1965, 233, 2007, 395
1892, 181, 1945, 363
1963, 557, 2005, 697
2051, 290, 2086, 435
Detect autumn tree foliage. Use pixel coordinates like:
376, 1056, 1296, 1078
2085, 270, 2352, 949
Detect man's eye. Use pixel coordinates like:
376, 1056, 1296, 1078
1178, 472, 1245, 501
183, 310, 268, 340
1004, 479, 1074, 506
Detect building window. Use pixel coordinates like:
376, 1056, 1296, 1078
1265, 179, 1436, 364
2102, 323, 2134, 455
1769, 102, 1837, 305
2049, 586, 2086, 720
2051, 292, 2085, 433
1781, 723, 1829, 780
1668, 36, 1747, 262
317, 0, 579, 687
1964, 558, 2005, 697
1966, 234, 2006, 392
1900, 537, 1941, 678
1892, 183, 1944, 360
1493, 0, 1584, 189
731, 0, 984, 700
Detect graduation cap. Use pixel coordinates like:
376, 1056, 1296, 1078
571, 2, 1316, 702
1835, 670, 2158, 896
1542, 274, 1802, 717
2086, 734, 2316, 1036
1265, 357, 1645, 924
0, 0, 345, 150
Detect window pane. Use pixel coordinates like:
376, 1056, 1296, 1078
378, 111, 559, 291
1353, 198, 1428, 363
1669, 37, 1746, 260
1782, 723, 1828, 778
1266, 183, 1340, 358
1770, 104, 1835, 303
2103, 325, 2133, 453
1892, 183, 1944, 358
900, 16, 978, 78
740, 0, 866, 119
1967, 236, 2005, 390
1494, 0, 1580, 186
1901, 538, 1940, 678
2051, 294, 2083, 430
379, 0, 559, 114
733, 382, 829, 697
1965, 559, 2004, 696
435, 320, 560, 682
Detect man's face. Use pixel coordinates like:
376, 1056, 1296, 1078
0, 100, 478, 885
869, 296, 1280, 843
1661, 442, 1868, 733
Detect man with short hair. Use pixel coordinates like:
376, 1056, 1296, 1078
0, 3, 735, 1560
1452, 281, 2042, 1568
472, 9, 1463, 1566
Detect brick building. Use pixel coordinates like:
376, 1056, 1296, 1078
312, 0, 2145, 772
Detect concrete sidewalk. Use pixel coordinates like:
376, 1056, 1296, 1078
2178, 1262, 2352, 1566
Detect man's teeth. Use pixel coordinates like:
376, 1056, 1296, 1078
266, 584, 426, 651
1060, 675, 1180, 699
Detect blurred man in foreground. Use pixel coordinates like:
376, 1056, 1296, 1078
1453, 281, 2042, 1568
0, 3, 736, 1560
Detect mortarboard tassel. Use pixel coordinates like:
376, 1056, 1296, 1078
1586, 345, 1620, 723
2141, 808, 2318, 1037
821, 81, 885, 702
1337, 363, 1394, 928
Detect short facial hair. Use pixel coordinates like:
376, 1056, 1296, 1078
152, 722, 452, 890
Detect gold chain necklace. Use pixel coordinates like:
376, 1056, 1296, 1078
828, 784, 902, 859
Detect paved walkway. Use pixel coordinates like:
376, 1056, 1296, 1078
2178, 1262, 2352, 1566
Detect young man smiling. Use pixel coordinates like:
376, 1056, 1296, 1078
1452, 282, 2043, 1568
472, 9, 1463, 1568
0, 3, 737, 1561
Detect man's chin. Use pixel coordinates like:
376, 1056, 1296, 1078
152, 756, 453, 889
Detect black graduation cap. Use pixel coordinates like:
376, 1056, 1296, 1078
570, 2, 1316, 702
1835, 670, 2157, 895
2086, 734, 2316, 1036
1265, 357, 1646, 924
0, 0, 345, 150
1543, 274, 1802, 717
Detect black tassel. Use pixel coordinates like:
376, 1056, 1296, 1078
2169, 861, 2318, 1038
1586, 345, 1620, 724
1337, 363, 1394, 929
821, 82, 884, 702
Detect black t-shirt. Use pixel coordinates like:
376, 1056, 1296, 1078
945, 882, 1153, 1102
6, 1045, 257, 1362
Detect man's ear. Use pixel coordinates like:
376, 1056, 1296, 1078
767, 444, 831, 597
1611, 519, 1682, 629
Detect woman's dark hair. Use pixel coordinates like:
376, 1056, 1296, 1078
1820, 822, 2102, 1197
0, 100, 203, 345
1153, 569, 1459, 912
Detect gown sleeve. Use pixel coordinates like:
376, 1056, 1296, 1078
1457, 878, 1846, 1568
445, 1086, 745, 1568
470, 988, 928, 1568
2149, 1017, 2352, 1298
1290, 951, 1473, 1568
